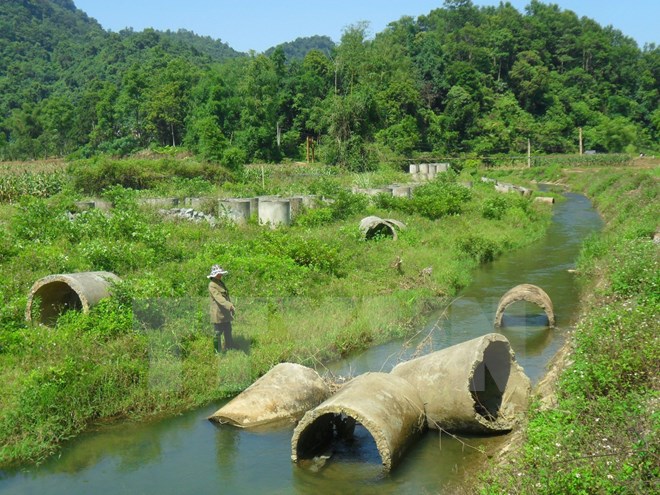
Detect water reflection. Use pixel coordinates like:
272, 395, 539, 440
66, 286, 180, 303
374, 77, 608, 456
213, 424, 240, 482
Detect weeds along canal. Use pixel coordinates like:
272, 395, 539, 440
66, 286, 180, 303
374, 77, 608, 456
0, 192, 603, 495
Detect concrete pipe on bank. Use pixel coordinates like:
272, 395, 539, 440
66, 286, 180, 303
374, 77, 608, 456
25, 271, 121, 325
359, 216, 406, 241
208, 363, 330, 428
494, 284, 555, 328
390, 333, 531, 434
291, 372, 425, 472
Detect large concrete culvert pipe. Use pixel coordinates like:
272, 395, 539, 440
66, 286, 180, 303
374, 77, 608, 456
494, 283, 555, 328
25, 271, 121, 325
390, 333, 531, 434
208, 363, 330, 428
359, 216, 406, 241
291, 372, 426, 472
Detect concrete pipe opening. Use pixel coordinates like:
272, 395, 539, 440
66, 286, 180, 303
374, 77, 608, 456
391, 333, 530, 434
470, 340, 511, 422
208, 363, 330, 428
26, 271, 121, 326
291, 372, 425, 472
494, 284, 555, 328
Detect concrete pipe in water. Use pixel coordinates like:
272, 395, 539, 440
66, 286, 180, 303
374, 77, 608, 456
208, 363, 330, 428
534, 196, 555, 204
494, 283, 555, 328
390, 333, 530, 433
26, 271, 121, 325
291, 372, 425, 472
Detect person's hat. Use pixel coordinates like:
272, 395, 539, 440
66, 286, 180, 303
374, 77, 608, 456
207, 264, 228, 278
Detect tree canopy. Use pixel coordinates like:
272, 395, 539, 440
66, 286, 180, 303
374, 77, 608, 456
0, 0, 658, 165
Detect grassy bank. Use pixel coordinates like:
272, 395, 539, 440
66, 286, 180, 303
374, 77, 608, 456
479, 164, 659, 494
0, 157, 553, 466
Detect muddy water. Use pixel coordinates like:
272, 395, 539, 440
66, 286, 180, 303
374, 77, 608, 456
0, 192, 602, 495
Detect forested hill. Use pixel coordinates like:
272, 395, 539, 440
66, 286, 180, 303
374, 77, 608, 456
1, 0, 658, 166
265, 36, 336, 60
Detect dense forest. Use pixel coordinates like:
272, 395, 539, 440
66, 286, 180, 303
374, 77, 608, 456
1, 0, 658, 168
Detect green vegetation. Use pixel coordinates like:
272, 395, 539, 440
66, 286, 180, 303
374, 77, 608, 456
0, 157, 553, 466
479, 165, 659, 494
1, 0, 657, 484
1, 1, 659, 164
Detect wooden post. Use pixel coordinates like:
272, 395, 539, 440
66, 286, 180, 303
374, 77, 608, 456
306, 137, 310, 164
579, 127, 583, 155
527, 138, 531, 168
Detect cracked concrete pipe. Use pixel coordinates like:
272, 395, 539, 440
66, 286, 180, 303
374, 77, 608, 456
359, 216, 406, 240
494, 284, 555, 328
209, 363, 330, 428
291, 372, 425, 472
390, 333, 531, 434
25, 271, 121, 325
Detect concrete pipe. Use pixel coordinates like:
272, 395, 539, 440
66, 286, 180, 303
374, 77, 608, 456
359, 216, 406, 241
218, 199, 252, 225
534, 196, 555, 204
291, 372, 425, 472
495, 183, 516, 194
390, 333, 531, 434
26, 271, 121, 325
209, 363, 330, 428
389, 186, 412, 198
258, 198, 291, 228
138, 197, 180, 208
288, 196, 305, 218
494, 284, 555, 328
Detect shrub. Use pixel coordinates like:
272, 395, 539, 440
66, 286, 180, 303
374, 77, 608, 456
375, 176, 472, 220
481, 195, 511, 220
294, 207, 334, 227
221, 147, 247, 171
456, 234, 500, 263
11, 197, 71, 243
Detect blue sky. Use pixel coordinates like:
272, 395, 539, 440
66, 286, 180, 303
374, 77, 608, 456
73, 1, 659, 53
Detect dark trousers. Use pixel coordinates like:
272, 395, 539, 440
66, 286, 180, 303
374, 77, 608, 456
214, 322, 234, 352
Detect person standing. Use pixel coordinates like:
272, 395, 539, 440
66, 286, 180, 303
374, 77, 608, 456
208, 264, 235, 353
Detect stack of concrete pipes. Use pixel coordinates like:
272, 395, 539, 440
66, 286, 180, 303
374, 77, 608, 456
209, 333, 531, 473
218, 195, 317, 228
408, 162, 450, 181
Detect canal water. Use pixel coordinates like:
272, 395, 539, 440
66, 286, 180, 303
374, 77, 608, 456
0, 192, 603, 495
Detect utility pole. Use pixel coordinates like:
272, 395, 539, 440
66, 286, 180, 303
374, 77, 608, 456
306, 136, 315, 164
527, 138, 531, 168
579, 127, 583, 155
